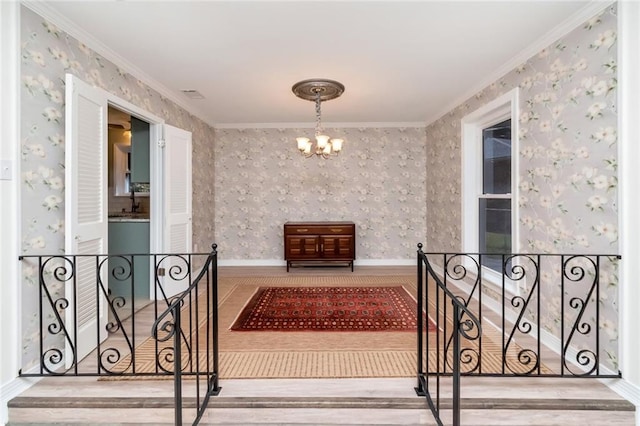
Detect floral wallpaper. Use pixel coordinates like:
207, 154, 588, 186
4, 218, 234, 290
426, 6, 618, 255
425, 5, 619, 369
19, 6, 216, 369
214, 127, 427, 261
17, 2, 621, 374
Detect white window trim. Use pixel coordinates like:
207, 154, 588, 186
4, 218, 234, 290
461, 88, 520, 292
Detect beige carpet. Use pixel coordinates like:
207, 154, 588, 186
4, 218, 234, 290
105, 275, 549, 379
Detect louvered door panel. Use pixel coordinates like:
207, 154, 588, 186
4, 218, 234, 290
64, 74, 108, 368
161, 125, 192, 298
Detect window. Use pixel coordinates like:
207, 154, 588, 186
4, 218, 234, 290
462, 89, 519, 280
480, 119, 511, 271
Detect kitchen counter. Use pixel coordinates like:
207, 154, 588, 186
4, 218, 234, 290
108, 217, 150, 222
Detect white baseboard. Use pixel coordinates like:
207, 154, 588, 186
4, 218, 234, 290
1, 374, 41, 424
217, 259, 415, 267
356, 259, 414, 266
218, 259, 285, 267
600, 376, 640, 408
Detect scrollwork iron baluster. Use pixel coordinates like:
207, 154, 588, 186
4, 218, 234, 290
39, 256, 76, 374
562, 255, 599, 376
503, 254, 541, 375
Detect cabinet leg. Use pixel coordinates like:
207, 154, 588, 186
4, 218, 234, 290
286, 261, 290, 272
351, 261, 354, 272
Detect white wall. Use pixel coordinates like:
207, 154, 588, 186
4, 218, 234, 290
617, 0, 640, 414
0, 3, 25, 423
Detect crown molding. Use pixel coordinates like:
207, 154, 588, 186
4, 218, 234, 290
425, 0, 616, 126
21, 1, 216, 129
214, 122, 426, 129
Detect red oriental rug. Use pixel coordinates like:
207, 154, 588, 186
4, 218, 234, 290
230, 286, 435, 332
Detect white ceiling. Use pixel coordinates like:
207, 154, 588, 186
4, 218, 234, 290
36, 1, 597, 127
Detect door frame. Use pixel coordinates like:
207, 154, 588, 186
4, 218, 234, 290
82, 86, 167, 301
73, 77, 194, 300
105, 98, 164, 261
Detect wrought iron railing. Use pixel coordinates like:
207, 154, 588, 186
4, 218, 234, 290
19, 246, 219, 377
416, 243, 482, 426
416, 244, 622, 425
18, 244, 221, 424
152, 244, 221, 425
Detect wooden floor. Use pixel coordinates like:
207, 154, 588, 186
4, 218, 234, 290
7, 266, 637, 425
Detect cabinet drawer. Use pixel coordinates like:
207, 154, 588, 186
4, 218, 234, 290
285, 225, 353, 236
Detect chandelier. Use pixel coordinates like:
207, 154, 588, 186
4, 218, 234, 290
292, 79, 345, 158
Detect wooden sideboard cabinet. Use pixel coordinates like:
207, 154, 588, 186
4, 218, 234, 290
284, 221, 356, 272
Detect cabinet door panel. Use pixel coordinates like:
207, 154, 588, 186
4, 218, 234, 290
286, 236, 319, 258
337, 236, 353, 257
320, 236, 337, 256
320, 235, 353, 259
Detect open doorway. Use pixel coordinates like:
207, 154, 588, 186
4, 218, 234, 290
107, 106, 152, 314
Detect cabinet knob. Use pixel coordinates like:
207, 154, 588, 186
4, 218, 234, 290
296, 228, 308, 232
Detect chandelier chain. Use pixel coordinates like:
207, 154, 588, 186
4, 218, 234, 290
314, 90, 323, 137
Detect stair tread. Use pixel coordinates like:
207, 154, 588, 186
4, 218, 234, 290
9, 395, 636, 411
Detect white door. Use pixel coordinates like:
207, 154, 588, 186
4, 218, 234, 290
159, 124, 193, 299
64, 74, 108, 368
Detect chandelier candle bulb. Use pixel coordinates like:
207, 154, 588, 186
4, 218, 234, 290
316, 134, 330, 149
297, 137, 310, 151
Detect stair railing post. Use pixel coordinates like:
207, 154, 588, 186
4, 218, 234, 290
173, 302, 182, 426
212, 244, 220, 392
452, 302, 461, 426
416, 244, 424, 394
